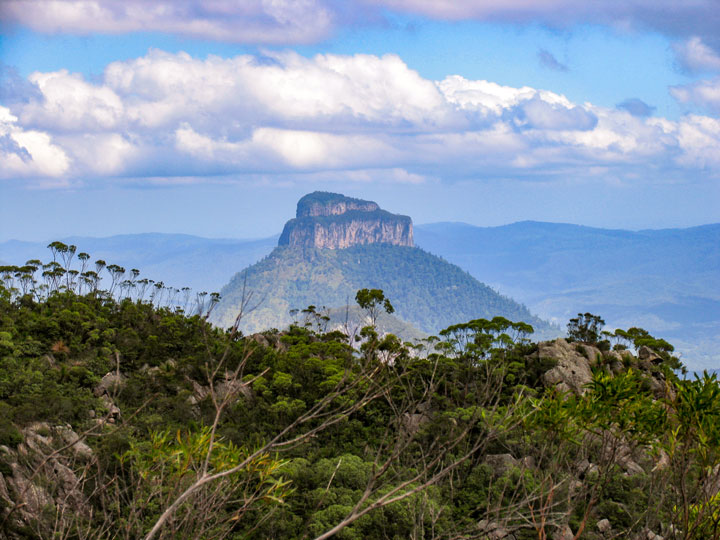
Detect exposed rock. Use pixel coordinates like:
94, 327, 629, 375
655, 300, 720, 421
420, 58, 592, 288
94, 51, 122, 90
99, 395, 121, 423
401, 412, 430, 436
93, 371, 126, 397
578, 343, 603, 365
534, 338, 593, 395
602, 441, 644, 476
0, 423, 93, 536
638, 346, 663, 364
555, 525, 575, 540
576, 458, 599, 478
484, 454, 519, 477
597, 518, 611, 533
189, 373, 253, 406
602, 350, 627, 374
249, 332, 290, 352
477, 519, 516, 539
278, 192, 413, 249
652, 449, 670, 472
55, 424, 93, 460
297, 193, 379, 217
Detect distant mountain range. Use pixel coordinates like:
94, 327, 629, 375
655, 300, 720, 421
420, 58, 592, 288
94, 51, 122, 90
1, 220, 717, 368
414, 221, 720, 368
0, 234, 277, 293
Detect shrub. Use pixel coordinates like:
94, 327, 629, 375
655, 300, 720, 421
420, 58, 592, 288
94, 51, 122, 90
0, 420, 23, 448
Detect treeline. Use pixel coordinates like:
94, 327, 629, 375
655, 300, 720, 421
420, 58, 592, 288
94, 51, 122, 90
0, 241, 220, 316
0, 248, 718, 539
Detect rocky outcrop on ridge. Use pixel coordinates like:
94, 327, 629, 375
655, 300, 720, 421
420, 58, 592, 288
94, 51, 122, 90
278, 192, 413, 249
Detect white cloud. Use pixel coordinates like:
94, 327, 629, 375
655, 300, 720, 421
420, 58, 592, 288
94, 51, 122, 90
671, 78, 720, 114
4, 50, 720, 186
674, 37, 720, 73
0, 107, 70, 179
23, 70, 124, 131
675, 115, 720, 169
58, 133, 137, 175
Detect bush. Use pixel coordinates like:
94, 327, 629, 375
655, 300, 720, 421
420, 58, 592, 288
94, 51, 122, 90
0, 420, 23, 448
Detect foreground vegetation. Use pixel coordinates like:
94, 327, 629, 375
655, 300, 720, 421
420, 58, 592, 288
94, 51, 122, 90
0, 245, 719, 539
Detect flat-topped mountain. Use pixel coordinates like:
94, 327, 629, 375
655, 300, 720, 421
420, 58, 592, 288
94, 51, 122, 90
213, 192, 554, 337
278, 192, 413, 249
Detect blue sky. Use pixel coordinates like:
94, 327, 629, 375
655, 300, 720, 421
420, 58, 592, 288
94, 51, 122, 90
1, 0, 720, 241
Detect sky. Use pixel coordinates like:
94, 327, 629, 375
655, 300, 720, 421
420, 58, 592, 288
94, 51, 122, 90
1, 0, 720, 241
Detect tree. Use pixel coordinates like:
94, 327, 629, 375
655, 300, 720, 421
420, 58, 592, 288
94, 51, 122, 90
567, 312, 605, 344
354, 288, 394, 327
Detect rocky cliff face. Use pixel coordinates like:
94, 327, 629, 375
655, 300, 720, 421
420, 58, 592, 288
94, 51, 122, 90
278, 192, 413, 249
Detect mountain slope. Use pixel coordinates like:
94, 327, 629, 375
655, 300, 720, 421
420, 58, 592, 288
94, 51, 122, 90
415, 221, 720, 367
212, 244, 553, 337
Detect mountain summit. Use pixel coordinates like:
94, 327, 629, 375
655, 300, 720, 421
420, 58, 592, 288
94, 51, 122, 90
214, 192, 554, 337
278, 192, 413, 249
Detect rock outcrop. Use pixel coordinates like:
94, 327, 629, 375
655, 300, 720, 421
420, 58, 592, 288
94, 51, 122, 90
278, 192, 413, 249
533, 338, 597, 395
0, 423, 93, 537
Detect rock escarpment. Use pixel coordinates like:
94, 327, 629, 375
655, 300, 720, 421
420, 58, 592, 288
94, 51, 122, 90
278, 192, 413, 249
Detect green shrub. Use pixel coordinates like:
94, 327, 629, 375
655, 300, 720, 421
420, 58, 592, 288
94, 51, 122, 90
0, 420, 23, 448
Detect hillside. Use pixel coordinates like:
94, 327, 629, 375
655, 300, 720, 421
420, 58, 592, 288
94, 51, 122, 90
0, 262, 714, 540
1, 220, 717, 367
212, 243, 553, 337
414, 221, 720, 368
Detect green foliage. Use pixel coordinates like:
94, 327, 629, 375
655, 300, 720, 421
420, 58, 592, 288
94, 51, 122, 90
567, 312, 605, 344
213, 244, 551, 336
354, 288, 394, 325
2, 249, 715, 540
0, 421, 22, 449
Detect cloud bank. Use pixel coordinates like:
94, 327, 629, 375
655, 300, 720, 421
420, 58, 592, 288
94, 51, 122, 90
2, 50, 720, 186
3, 0, 720, 51
0, 0, 334, 44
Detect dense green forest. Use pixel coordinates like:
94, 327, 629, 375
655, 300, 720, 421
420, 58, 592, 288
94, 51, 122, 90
1, 245, 719, 539
213, 244, 553, 338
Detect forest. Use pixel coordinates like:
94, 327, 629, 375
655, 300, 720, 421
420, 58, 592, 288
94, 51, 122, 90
0, 243, 719, 539
212, 243, 551, 337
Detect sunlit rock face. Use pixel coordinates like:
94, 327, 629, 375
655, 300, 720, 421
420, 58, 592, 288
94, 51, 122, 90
278, 192, 414, 249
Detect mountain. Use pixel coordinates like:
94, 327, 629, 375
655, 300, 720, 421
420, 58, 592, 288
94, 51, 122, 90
279, 192, 413, 249
414, 221, 720, 368
1, 217, 716, 367
212, 193, 552, 337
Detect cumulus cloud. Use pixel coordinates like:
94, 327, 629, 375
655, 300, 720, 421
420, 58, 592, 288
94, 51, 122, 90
674, 37, 720, 73
616, 98, 655, 117
513, 97, 597, 131
537, 49, 568, 72
0, 0, 334, 44
0, 107, 70, 180
2, 50, 720, 186
671, 78, 720, 113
